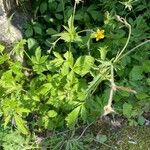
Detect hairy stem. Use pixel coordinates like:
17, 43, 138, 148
103, 65, 116, 116
48, 37, 61, 54
114, 16, 132, 63
73, 1, 77, 23
108, 65, 116, 107
119, 39, 150, 60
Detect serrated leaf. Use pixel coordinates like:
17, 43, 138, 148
61, 62, 70, 75
55, 13, 63, 20
68, 15, 74, 30
53, 51, 63, 59
25, 27, 33, 37
35, 47, 42, 62
46, 28, 58, 35
0, 54, 9, 64
16, 108, 30, 113
33, 26, 42, 35
123, 103, 133, 118
54, 32, 71, 42
12, 39, 26, 56
80, 105, 87, 122
147, 78, 150, 86
64, 51, 74, 68
143, 60, 150, 73
129, 66, 143, 81
67, 70, 77, 84
63, 25, 70, 32
4, 115, 11, 129
51, 52, 64, 67
138, 116, 145, 125
65, 105, 81, 128
38, 83, 52, 95
136, 92, 149, 100
48, 110, 58, 118
14, 114, 28, 135
40, 2, 47, 14
73, 56, 94, 77
96, 134, 107, 143
0, 70, 21, 93
27, 38, 38, 50
0, 44, 5, 53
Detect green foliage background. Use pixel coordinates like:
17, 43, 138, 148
0, 0, 150, 149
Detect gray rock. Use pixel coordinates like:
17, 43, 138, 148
0, 0, 28, 44
0, 0, 30, 63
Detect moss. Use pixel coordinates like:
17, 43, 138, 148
100, 125, 150, 150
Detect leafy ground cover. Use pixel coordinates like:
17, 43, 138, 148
0, 0, 150, 149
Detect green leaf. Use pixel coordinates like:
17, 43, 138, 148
46, 28, 58, 35
136, 92, 149, 100
40, 2, 47, 14
55, 14, 63, 20
51, 52, 64, 67
129, 119, 138, 126
35, 47, 42, 62
25, 27, 33, 37
53, 51, 63, 59
68, 15, 74, 30
12, 40, 26, 56
129, 66, 143, 81
67, 70, 77, 84
0, 70, 22, 93
65, 105, 81, 129
47, 110, 58, 118
4, 115, 11, 129
80, 105, 87, 122
0, 54, 9, 64
147, 78, 150, 86
27, 38, 38, 50
33, 26, 42, 35
14, 114, 28, 135
98, 46, 108, 61
63, 25, 70, 32
9, 61, 22, 73
123, 103, 133, 118
96, 134, 107, 143
61, 62, 70, 75
16, 108, 30, 114
37, 83, 52, 95
89, 10, 99, 20
0, 44, 5, 53
64, 51, 74, 68
143, 60, 150, 73
138, 116, 145, 125
54, 32, 71, 42
73, 56, 94, 77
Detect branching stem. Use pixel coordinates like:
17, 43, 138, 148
73, 1, 77, 23
120, 39, 150, 60
114, 16, 132, 63
48, 37, 61, 54
108, 65, 116, 107
103, 64, 116, 116
77, 29, 94, 34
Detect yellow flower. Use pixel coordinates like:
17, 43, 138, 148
94, 29, 105, 41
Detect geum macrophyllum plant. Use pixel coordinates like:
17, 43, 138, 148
0, 0, 149, 136
48, 0, 93, 53
96, 16, 150, 116
48, 1, 150, 118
